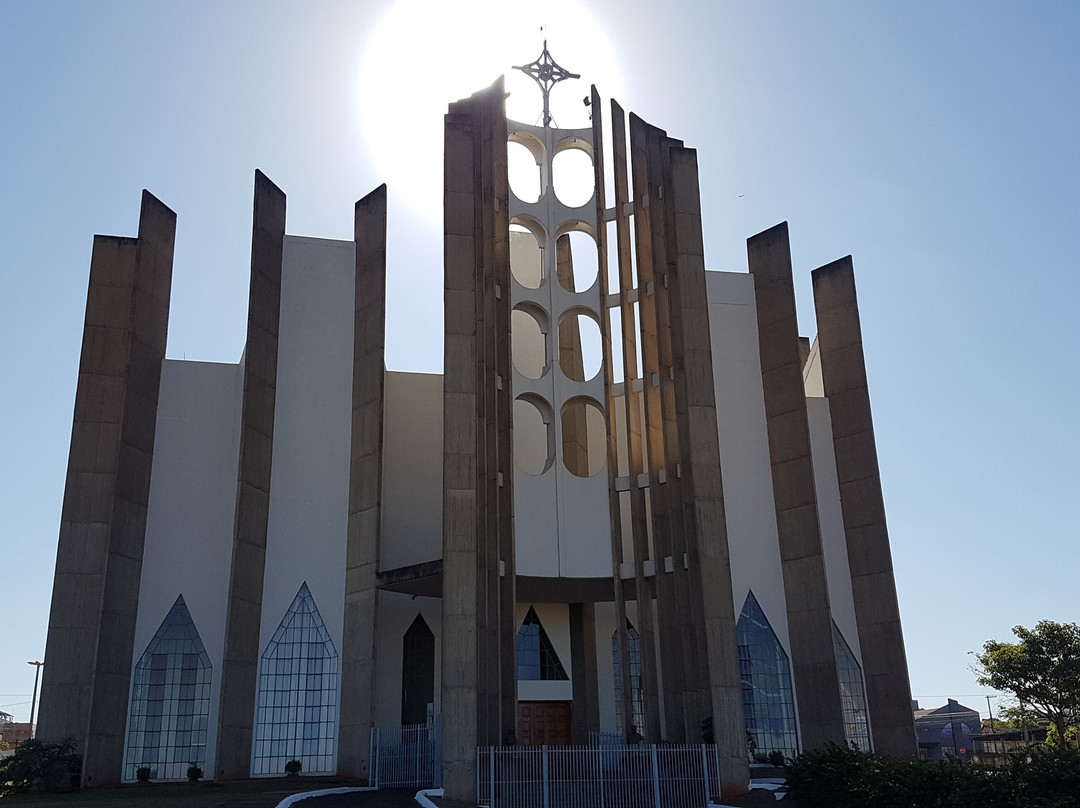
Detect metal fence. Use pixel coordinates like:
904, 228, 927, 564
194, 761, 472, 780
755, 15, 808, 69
477, 744, 722, 808
369, 719, 442, 789
587, 731, 624, 747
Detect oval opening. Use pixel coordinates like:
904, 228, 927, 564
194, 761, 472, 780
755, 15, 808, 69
555, 229, 599, 294
512, 307, 547, 380
514, 397, 551, 475
510, 222, 544, 289
508, 138, 543, 203
552, 147, 594, 208
561, 397, 606, 478
558, 311, 603, 382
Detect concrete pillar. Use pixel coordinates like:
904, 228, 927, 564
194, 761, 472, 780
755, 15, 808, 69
629, 113, 690, 743
441, 78, 514, 801
811, 257, 916, 757
598, 95, 636, 739
569, 603, 600, 745
748, 222, 847, 750
609, 100, 661, 743
442, 102, 480, 794
665, 145, 749, 798
38, 190, 175, 788
216, 170, 286, 779
339, 185, 389, 778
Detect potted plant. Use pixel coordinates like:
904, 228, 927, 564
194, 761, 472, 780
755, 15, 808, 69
135, 766, 151, 783
284, 759, 302, 777
187, 763, 203, 782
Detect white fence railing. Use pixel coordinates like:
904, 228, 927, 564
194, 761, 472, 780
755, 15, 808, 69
587, 731, 625, 747
477, 744, 722, 808
369, 719, 442, 789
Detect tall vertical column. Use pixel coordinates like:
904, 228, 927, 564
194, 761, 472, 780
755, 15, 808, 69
609, 101, 661, 742
442, 78, 514, 801
748, 222, 846, 750
216, 171, 286, 779
665, 145, 748, 797
629, 114, 690, 742
599, 96, 635, 739
442, 104, 479, 797
38, 191, 175, 787
812, 257, 916, 756
339, 185, 389, 778
568, 603, 600, 744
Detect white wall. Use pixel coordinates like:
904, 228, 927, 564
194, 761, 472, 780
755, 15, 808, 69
135, 358, 243, 778
806, 398, 863, 664
803, 338, 824, 397
706, 271, 794, 659
372, 591, 442, 728
381, 371, 443, 570
260, 236, 355, 760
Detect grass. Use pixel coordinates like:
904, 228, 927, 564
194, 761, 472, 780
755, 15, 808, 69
0, 778, 360, 808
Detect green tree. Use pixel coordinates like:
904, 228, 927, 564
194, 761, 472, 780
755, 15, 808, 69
991, 705, 1042, 731
975, 620, 1080, 747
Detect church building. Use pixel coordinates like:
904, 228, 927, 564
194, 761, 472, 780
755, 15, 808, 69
37, 49, 915, 801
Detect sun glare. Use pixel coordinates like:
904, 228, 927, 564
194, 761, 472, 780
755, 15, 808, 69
357, 0, 624, 222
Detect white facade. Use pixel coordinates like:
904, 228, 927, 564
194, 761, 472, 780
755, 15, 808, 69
124, 233, 866, 777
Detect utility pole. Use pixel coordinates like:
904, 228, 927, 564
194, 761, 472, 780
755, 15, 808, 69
985, 694, 1002, 759
27, 661, 43, 740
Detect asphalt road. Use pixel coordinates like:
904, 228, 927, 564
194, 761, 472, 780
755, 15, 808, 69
289, 788, 422, 808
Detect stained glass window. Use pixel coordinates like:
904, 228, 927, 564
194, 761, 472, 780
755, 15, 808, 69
611, 621, 645, 735
516, 607, 568, 680
252, 582, 339, 775
833, 622, 871, 751
401, 614, 435, 726
124, 595, 211, 781
737, 591, 798, 762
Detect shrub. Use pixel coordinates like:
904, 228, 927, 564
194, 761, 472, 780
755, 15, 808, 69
783, 743, 1080, 808
1003, 746, 1080, 808
768, 749, 785, 767
284, 758, 302, 776
0, 738, 82, 795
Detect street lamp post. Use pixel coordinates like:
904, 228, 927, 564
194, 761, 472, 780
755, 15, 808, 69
27, 661, 43, 740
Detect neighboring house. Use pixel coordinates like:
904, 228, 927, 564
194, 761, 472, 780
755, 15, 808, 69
0, 718, 33, 747
913, 699, 982, 761
37, 62, 914, 801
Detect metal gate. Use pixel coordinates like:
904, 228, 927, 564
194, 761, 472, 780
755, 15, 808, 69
369, 718, 442, 789
477, 744, 722, 808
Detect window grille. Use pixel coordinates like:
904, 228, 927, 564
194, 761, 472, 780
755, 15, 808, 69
833, 622, 871, 751
736, 591, 797, 762
252, 582, 339, 775
612, 621, 645, 734
516, 606, 568, 681
124, 595, 211, 781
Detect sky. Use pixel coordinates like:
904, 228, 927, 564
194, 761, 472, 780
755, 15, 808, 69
2, 0, 1078, 726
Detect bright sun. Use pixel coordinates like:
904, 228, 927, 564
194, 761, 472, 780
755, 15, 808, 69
357, 0, 625, 222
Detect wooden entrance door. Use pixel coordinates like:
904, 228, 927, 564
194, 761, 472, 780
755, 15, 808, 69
517, 701, 572, 746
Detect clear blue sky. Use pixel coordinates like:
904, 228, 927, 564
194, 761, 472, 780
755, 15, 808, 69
2, 0, 1078, 724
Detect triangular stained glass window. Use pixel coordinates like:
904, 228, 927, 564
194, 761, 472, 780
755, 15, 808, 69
124, 595, 212, 781
252, 582, 339, 776
612, 620, 644, 734
737, 591, 797, 762
833, 622, 871, 751
516, 606, 568, 681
